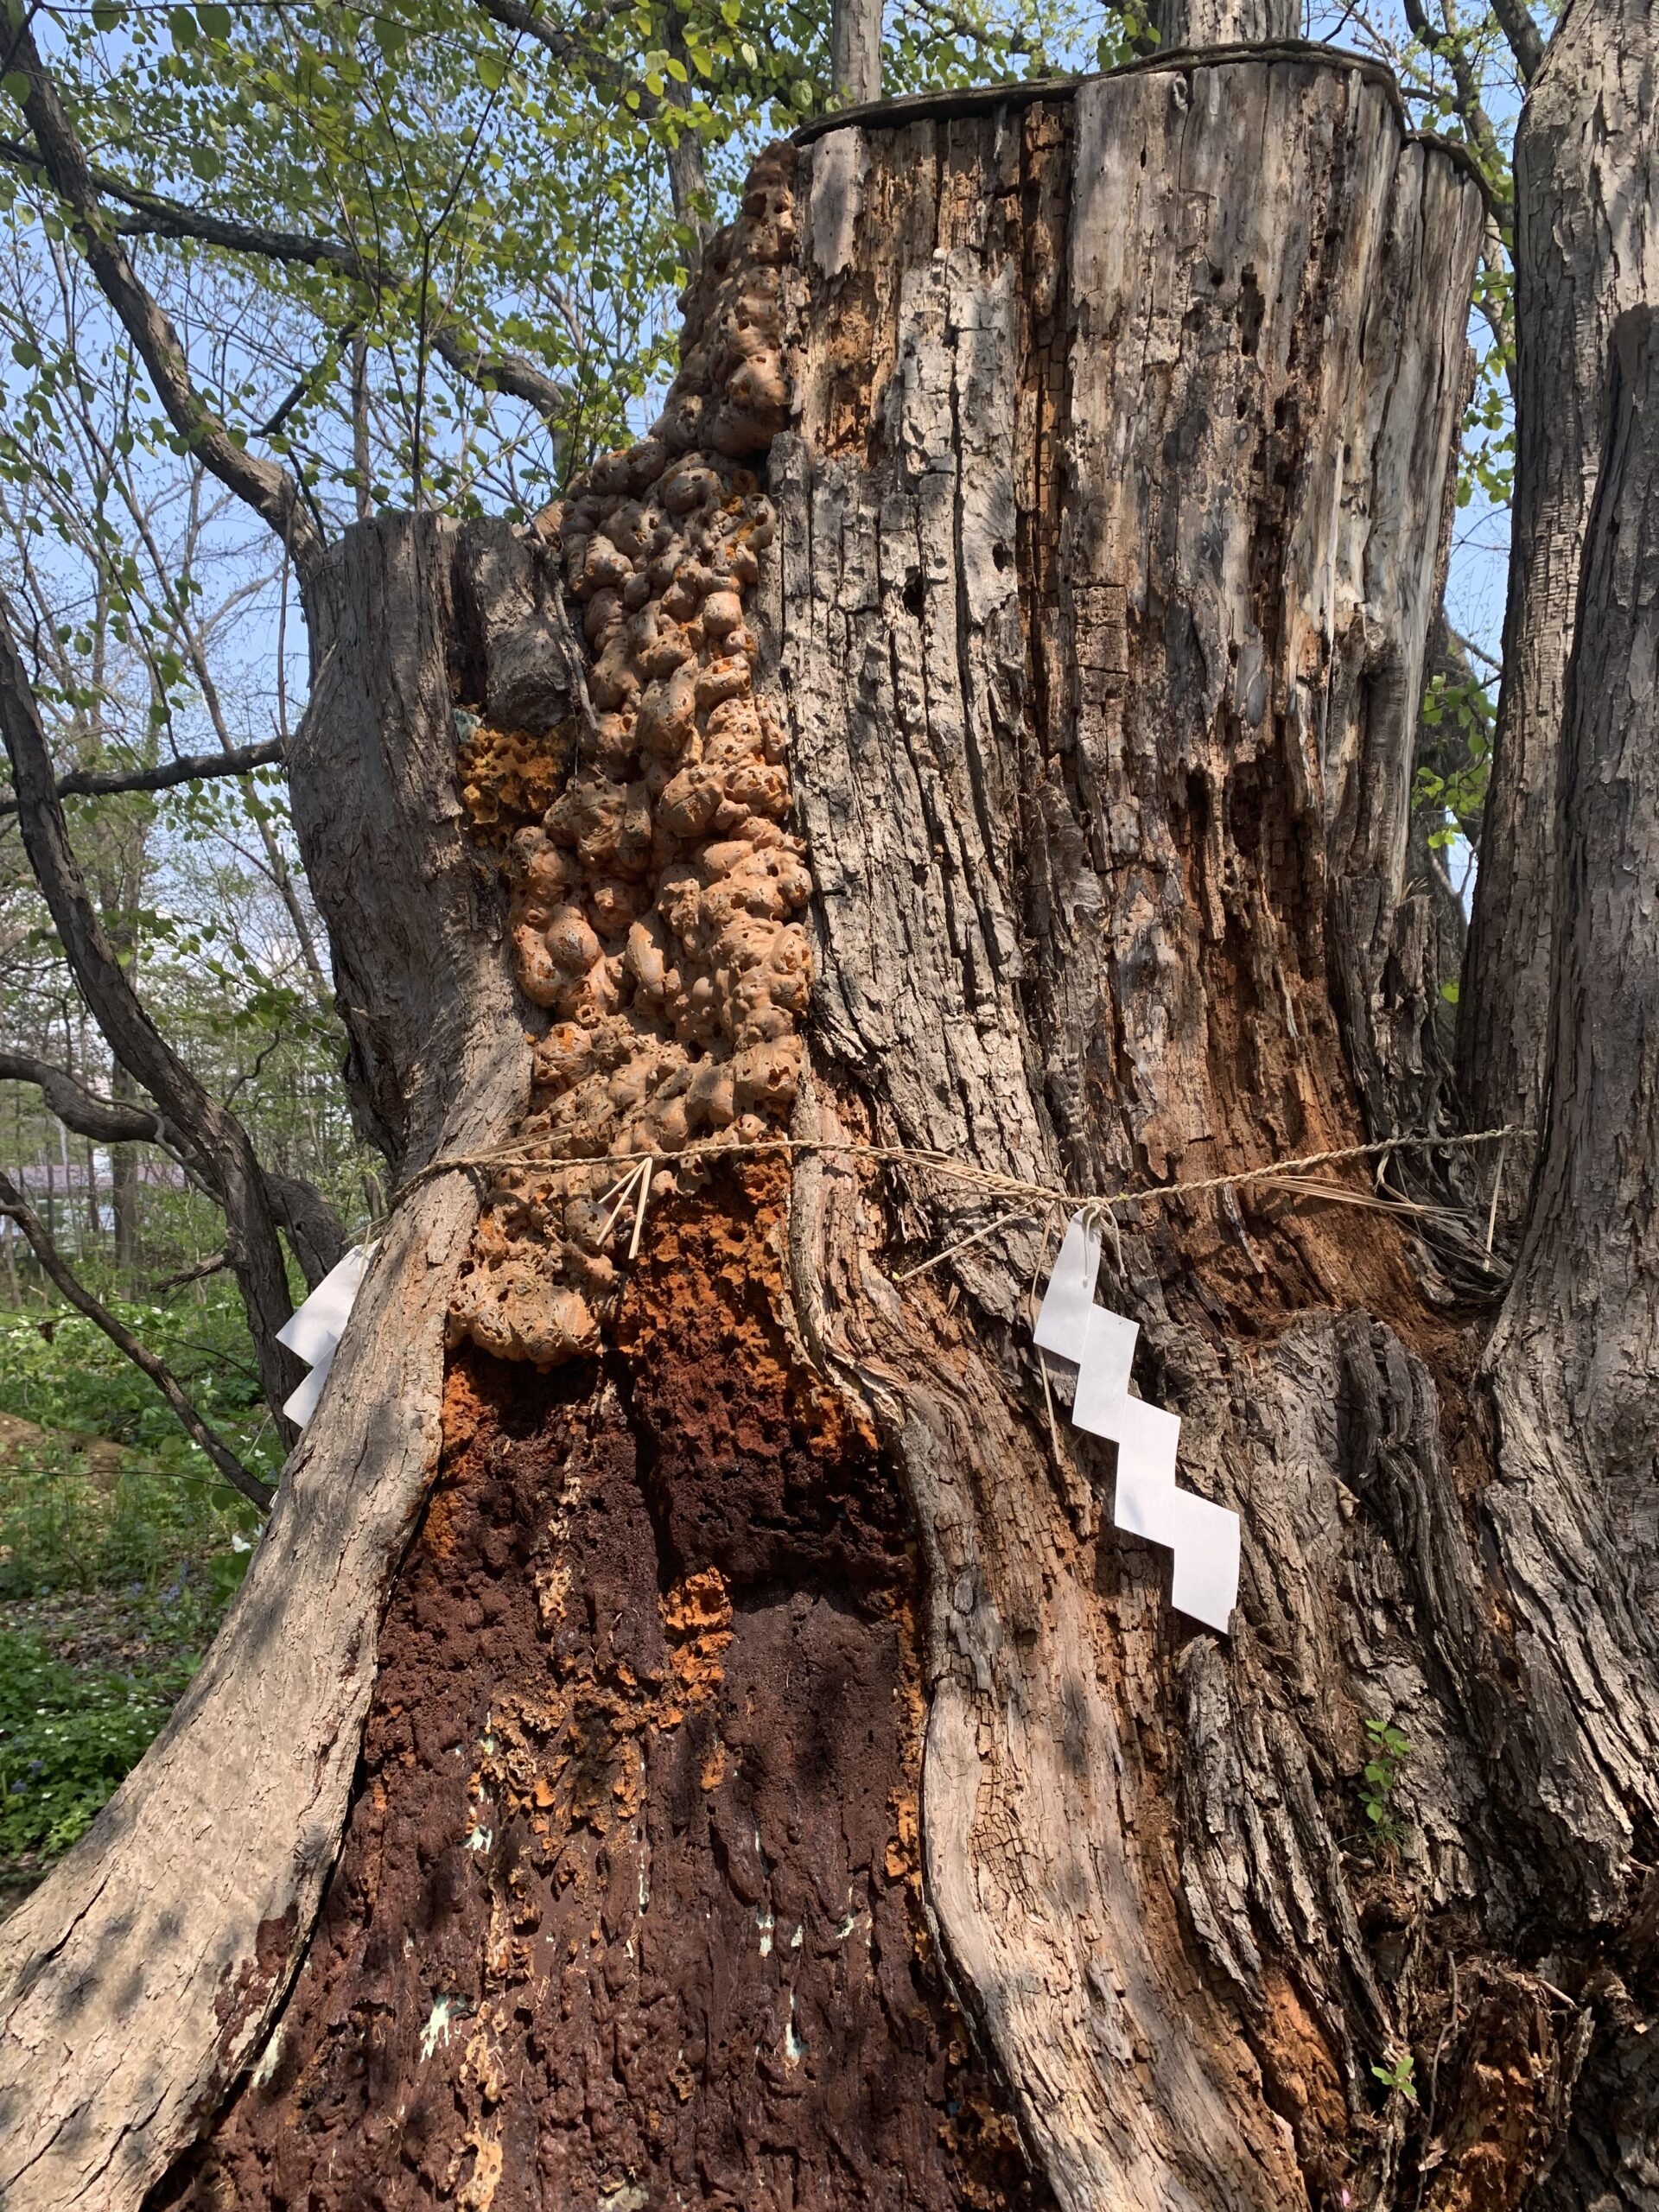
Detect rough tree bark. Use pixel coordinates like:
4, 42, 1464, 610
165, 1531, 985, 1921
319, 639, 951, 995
1, 39, 1654, 2212
1459, 0, 1658, 1139
1149, 0, 1297, 48
831, 0, 882, 106
1478, 304, 1659, 2210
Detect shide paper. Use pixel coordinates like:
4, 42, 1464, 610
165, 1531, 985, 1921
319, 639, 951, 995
276, 1243, 374, 1429
1035, 1213, 1240, 1633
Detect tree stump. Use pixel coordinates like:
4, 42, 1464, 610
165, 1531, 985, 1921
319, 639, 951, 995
31, 48, 1659, 2212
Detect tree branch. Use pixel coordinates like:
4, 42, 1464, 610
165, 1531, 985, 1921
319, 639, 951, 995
0, 735, 286, 814
0, 11, 326, 577
0, 593, 305, 1427
0, 1167, 272, 1510
427, 321, 569, 423
0, 1047, 161, 1143
1402, 0, 1511, 220
0, 1050, 347, 1289
1489, 0, 1544, 83
148, 1249, 228, 1292
0, 132, 389, 278
0, 130, 573, 423
471, 0, 711, 236
471, 0, 625, 97
264, 1171, 347, 1286
831, 0, 883, 102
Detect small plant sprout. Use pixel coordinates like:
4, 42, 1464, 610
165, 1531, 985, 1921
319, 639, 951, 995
1370, 2050, 1418, 2103
1359, 1716, 1412, 1856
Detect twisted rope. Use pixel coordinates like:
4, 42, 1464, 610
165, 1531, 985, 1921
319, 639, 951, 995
383, 1122, 1530, 1265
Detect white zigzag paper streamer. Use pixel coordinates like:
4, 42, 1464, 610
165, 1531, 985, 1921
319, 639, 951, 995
275, 1242, 374, 1430
1035, 1212, 1239, 1632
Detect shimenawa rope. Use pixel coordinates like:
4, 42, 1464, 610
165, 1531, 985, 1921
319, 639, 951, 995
378, 1122, 1531, 1272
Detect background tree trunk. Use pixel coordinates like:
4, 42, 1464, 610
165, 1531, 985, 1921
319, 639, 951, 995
831, 0, 882, 106
1459, 0, 1658, 1141
4, 43, 1656, 2212
110, 1057, 140, 1273
1149, 0, 1297, 47
1479, 303, 1659, 2210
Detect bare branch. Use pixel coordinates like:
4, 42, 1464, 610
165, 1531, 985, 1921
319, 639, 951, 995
831, 0, 883, 103
0, 1047, 348, 1289
0, 1047, 161, 1143
1490, 0, 1545, 83
0, 591, 305, 1428
0, 12, 326, 576
0, 130, 572, 423
148, 1249, 228, 1292
0, 735, 286, 814
265, 1171, 348, 1287
0, 1166, 272, 1510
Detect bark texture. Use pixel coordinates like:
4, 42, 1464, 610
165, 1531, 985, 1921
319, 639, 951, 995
1481, 307, 1659, 2211
831, 0, 882, 106
779, 63, 1488, 2209
1461, 0, 1659, 1138
1150, 0, 1298, 47
9, 44, 1656, 2212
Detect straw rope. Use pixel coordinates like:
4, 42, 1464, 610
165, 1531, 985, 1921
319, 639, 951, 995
382, 1122, 1531, 1267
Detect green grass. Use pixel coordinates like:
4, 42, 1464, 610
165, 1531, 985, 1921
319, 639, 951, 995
0, 1283, 275, 1901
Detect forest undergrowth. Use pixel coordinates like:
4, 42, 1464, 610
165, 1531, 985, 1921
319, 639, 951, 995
0, 1286, 272, 1911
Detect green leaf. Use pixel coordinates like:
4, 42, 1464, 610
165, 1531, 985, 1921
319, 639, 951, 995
477, 49, 506, 92
90, 0, 126, 31
10, 338, 40, 370
196, 1, 232, 36
168, 4, 200, 46
1, 71, 30, 106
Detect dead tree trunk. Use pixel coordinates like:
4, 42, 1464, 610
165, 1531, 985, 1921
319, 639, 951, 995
4, 43, 1656, 2212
